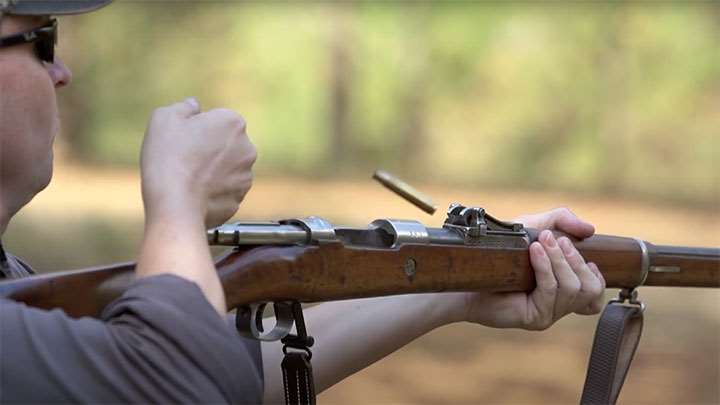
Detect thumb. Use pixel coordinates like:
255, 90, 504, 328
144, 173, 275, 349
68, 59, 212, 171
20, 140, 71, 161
169, 97, 201, 118
552, 208, 595, 239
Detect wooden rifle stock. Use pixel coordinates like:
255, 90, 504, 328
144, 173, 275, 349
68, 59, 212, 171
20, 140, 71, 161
1, 231, 718, 319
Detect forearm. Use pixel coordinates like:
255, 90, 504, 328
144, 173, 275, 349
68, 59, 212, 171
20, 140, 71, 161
261, 293, 464, 404
135, 210, 226, 315
135, 98, 255, 316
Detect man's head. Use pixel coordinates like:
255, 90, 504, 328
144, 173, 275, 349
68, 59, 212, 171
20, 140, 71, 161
0, 0, 112, 232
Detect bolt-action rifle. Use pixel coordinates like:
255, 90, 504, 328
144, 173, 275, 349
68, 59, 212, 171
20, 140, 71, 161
1, 202, 717, 322
4, 168, 718, 326
1, 198, 718, 405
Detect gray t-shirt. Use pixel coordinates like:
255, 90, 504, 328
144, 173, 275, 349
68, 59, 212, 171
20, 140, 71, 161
0, 252, 34, 279
1, 272, 264, 404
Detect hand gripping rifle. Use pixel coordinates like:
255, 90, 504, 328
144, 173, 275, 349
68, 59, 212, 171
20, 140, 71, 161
1, 202, 718, 404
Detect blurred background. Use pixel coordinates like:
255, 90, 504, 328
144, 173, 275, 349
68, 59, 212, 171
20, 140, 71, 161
4, 1, 719, 404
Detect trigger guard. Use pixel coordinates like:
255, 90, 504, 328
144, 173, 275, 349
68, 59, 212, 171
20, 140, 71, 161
235, 302, 294, 342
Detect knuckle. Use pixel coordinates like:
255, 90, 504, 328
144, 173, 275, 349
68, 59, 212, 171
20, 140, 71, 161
150, 107, 167, 119
548, 248, 566, 264
575, 286, 591, 303
523, 313, 546, 331
576, 251, 588, 264
211, 107, 235, 117
220, 110, 246, 131
567, 253, 582, 267
559, 279, 581, 297
232, 115, 247, 133
206, 109, 249, 135
554, 206, 574, 218
536, 317, 554, 331
570, 257, 588, 271
542, 279, 559, 292
210, 108, 242, 125
560, 239, 576, 257
585, 303, 601, 315
525, 318, 542, 331
587, 281, 604, 298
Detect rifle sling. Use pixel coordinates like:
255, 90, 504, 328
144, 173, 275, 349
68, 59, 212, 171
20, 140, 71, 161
281, 351, 316, 405
280, 301, 316, 405
581, 302, 643, 405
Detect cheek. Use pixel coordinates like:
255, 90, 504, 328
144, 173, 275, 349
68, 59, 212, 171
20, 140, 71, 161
0, 59, 57, 187
1, 59, 57, 144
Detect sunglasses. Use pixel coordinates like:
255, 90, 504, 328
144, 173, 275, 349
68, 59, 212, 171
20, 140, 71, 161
0, 19, 57, 63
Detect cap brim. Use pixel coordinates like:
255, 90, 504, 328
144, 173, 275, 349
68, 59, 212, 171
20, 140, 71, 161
9, 0, 113, 15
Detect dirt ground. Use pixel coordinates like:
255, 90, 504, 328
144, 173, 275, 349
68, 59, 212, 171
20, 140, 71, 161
10, 164, 720, 404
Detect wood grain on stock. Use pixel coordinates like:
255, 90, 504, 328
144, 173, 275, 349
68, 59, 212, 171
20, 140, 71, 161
2, 234, 718, 318
218, 243, 535, 308
219, 233, 718, 308
1, 262, 135, 318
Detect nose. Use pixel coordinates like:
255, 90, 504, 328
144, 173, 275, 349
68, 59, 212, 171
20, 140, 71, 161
45, 56, 73, 88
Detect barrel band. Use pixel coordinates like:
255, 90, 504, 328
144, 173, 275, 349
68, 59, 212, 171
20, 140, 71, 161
633, 238, 650, 287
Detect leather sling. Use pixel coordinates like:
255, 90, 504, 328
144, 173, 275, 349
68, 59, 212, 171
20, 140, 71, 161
580, 297, 644, 405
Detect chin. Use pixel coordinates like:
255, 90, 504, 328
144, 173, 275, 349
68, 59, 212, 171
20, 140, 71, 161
34, 156, 54, 193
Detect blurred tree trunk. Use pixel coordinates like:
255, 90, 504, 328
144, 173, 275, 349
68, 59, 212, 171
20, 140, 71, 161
59, 82, 94, 163
57, 18, 93, 163
329, 5, 354, 171
398, 12, 430, 177
596, 11, 629, 194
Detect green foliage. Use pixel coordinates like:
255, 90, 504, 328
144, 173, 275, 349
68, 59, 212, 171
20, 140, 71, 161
58, 2, 719, 205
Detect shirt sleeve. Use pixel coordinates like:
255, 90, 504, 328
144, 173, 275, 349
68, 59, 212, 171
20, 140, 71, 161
0, 274, 263, 404
0, 252, 35, 279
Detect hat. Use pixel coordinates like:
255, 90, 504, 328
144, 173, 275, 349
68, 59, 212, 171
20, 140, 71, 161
1, 0, 112, 15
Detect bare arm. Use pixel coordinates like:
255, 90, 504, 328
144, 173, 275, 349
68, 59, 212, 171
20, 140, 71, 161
135, 98, 256, 315
135, 211, 224, 312
261, 293, 460, 404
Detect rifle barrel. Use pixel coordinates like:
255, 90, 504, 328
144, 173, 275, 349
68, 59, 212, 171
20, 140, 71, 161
645, 244, 720, 288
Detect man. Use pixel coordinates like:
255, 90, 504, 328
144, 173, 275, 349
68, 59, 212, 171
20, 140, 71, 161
0, 1, 605, 403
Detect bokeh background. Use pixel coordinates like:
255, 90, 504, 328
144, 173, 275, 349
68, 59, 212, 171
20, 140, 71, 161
4, 1, 719, 404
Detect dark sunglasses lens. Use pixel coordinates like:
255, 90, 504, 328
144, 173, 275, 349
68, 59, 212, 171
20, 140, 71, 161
34, 22, 57, 63
34, 38, 54, 63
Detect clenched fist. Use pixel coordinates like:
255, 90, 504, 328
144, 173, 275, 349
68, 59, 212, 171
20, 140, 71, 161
140, 98, 257, 228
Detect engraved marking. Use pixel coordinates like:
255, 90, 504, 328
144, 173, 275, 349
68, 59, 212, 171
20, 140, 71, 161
404, 258, 417, 281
